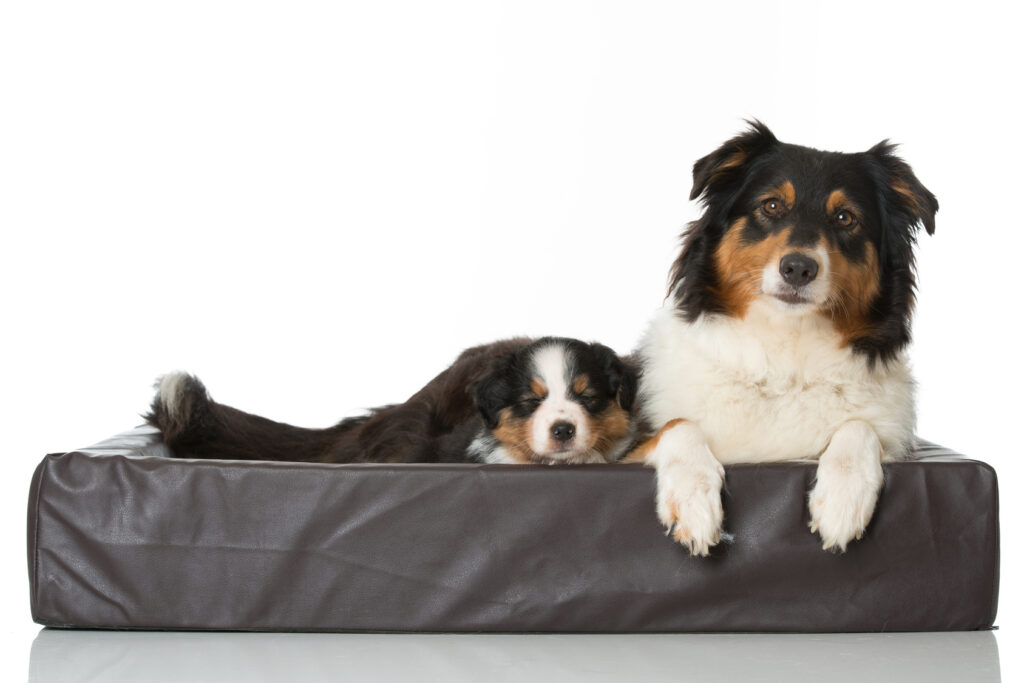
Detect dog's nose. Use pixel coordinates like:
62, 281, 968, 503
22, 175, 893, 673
779, 253, 819, 287
550, 421, 576, 442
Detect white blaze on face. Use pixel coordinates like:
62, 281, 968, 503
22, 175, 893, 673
529, 344, 589, 456
760, 243, 832, 309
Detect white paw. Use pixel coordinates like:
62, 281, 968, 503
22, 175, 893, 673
808, 423, 884, 552
652, 428, 725, 556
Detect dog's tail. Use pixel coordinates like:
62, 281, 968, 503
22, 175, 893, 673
146, 373, 210, 446
145, 372, 365, 462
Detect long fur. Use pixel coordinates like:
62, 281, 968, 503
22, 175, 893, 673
634, 121, 937, 555
147, 337, 638, 465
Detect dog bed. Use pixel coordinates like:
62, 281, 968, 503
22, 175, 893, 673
28, 426, 999, 632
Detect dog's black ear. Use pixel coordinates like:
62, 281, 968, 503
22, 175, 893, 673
868, 140, 938, 236
472, 352, 518, 430
616, 362, 639, 412
690, 119, 778, 202
588, 342, 639, 412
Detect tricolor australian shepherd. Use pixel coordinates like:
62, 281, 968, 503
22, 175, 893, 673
148, 337, 638, 465
633, 122, 937, 555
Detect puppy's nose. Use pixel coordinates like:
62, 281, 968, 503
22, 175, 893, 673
550, 421, 576, 442
779, 253, 819, 287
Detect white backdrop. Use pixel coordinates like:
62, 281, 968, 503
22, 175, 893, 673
2, 0, 1022, 678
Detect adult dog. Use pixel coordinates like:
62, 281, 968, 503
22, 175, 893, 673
632, 122, 937, 555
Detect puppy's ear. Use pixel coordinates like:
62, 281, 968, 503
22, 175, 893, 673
588, 342, 639, 412
868, 140, 938, 236
690, 119, 778, 202
616, 363, 639, 412
472, 352, 518, 430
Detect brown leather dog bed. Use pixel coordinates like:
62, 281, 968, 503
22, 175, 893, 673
28, 427, 999, 632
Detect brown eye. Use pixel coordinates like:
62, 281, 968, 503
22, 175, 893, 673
761, 198, 783, 217
835, 209, 858, 229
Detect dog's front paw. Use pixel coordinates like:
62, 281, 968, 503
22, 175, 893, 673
808, 423, 884, 552
652, 428, 725, 556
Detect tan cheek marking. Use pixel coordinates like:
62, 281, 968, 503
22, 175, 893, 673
758, 181, 795, 211
573, 375, 589, 395
825, 242, 881, 346
713, 220, 792, 317
583, 403, 632, 460
622, 418, 688, 463
491, 408, 537, 464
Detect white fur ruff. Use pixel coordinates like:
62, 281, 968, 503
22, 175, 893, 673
637, 298, 916, 553
638, 300, 916, 465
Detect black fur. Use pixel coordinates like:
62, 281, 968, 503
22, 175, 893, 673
146, 337, 637, 464
473, 338, 637, 429
669, 120, 937, 365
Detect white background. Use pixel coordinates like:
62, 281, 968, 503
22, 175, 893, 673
2, 0, 1021, 679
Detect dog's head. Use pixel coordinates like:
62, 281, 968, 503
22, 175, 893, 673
473, 337, 637, 464
670, 121, 938, 364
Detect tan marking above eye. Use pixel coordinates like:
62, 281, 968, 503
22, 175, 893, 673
776, 181, 796, 205
529, 378, 548, 398
826, 190, 861, 230
759, 181, 795, 217
572, 375, 589, 395
826, 190, 850, 214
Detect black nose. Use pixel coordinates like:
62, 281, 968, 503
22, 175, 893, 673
779, 253, 819, 287
550, 421, 576, 442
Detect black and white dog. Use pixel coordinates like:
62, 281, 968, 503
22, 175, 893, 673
149, 337, 638, 465
631, 122, 937, 554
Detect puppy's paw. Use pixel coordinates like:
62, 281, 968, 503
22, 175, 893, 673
652, 429, 725, 556
808, 423, 884, 552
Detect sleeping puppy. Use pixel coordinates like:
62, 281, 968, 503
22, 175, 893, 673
633, 122, 937, 555
148, 336, 638, 465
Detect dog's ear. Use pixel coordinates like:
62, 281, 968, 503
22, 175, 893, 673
472, 352, 519, 430
868, 140, 938, 236
588, 342, 639, 412
690, 120, 779, 202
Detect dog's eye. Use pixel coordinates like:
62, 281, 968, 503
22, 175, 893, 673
835, 210, 858, 229
761, 198, 784, 217
575, 390, 606, 409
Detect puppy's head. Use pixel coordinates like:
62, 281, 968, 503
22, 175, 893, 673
670, 121, 938, 364
473, 337, 637, 464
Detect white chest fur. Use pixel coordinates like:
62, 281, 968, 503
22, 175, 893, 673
637, 300, 916, 463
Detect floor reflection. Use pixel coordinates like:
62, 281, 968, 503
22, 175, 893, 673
30, 629, 999, 683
